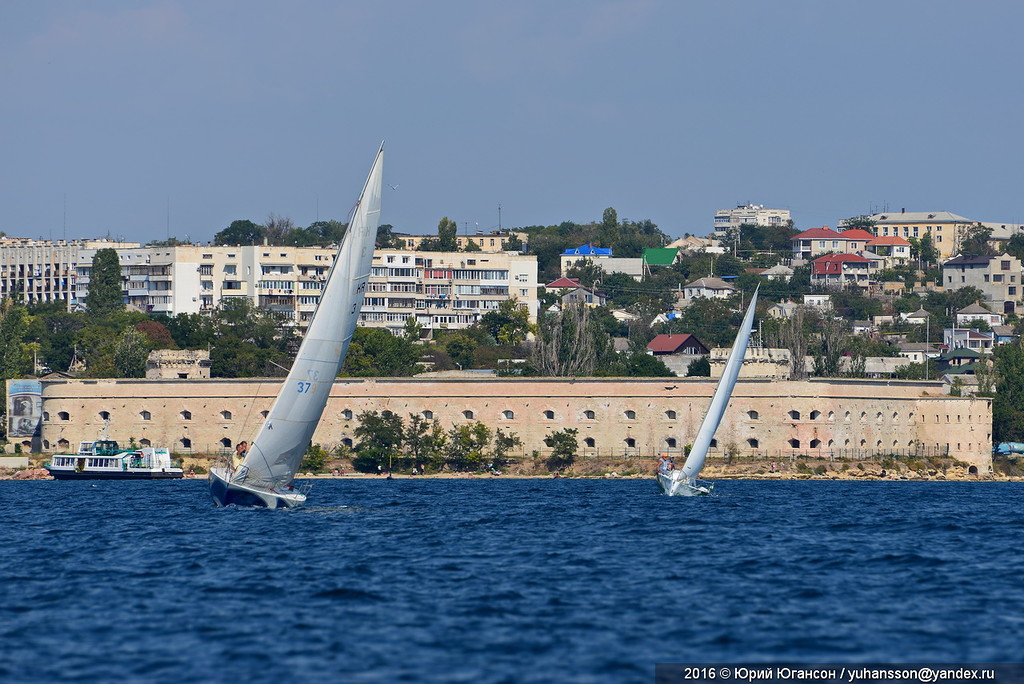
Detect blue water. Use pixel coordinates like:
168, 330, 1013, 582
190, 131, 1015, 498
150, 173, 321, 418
1, 479, 1023, 683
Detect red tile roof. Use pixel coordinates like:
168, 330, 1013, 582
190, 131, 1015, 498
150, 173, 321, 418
546, 277, 582, 289
867, 236, 911, 246
646, 333, 707, 354
839, 229, 875, 240
811, 253, 871, 275
793, 226, 842, 239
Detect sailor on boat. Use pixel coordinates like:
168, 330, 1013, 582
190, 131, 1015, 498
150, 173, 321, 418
657, 454, 674, 475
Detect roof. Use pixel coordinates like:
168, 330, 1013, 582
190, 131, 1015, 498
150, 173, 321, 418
642, 247, 679, 266
867, 236, 912, 246
561, 244, 612, 257
546, 277, 582, 289
793, 226, 842, 240
811, 253, 870, 275
647, 333, 707, 354
958, 302, 994, 315
870, 211, 972, 224
944, 347, 982, 359
683, 276, 734, 290
839, 229, 875, 241
905, 307, 930, 319
944, 254, 995, 267
812, 253, 870, 263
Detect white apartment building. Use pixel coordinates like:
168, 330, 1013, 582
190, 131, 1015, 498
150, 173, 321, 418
361, 250, 539, 336
713, 204, 792, 233
0, 237, 140, 307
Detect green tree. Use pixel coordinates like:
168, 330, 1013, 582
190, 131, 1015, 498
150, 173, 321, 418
445, 422, 491, 471
503, 234, 523, 251
85, 248, 123, 316
478, 298, 532, 346
959, 224, 995, 257
404, 414, 446, 469
113, 327, 149, 378
544, 427, 578, 471
686, 355, 711, 377
993, 342, 1024, 442
343, 327, 421, 376
300, 443, 331, 473
444, 333, 477, 370
0, 300, 29, 420
375, 223, 399, 248
214, 219, 263, 246
352, 409, 405, 472
839, 215, 877, 231
492, 428, 522, 469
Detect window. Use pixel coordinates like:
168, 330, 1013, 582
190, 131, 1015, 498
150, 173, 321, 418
788, 439, 800, 448
140, 439, 151, 447
261, 410, 269, 418
665, 410, 677, 419
422, 410, 434, 420
710, 439, 717, 448
99, 411, 110, 420
747, 410, 759, 420
342, 438, 353, 448
342, 409, 353, 420
828, 411, 835, 421
747, 438, 759, 448
584, 410, 595, 420
584, 437, 595, 448
809, 410, 821, 420
543, 410, 554, 419
625, 438, 636, 448
180, 438, 192, 449
463, 410, 474, 419
502, 410, 514, 420
180, 410, 192, 420
1002, 260, 1011, 271
221, 438, 232, 448
221, 410, 232, 420
140, 411, 151, 421
624, 410, 636, 420
788, 410, 800, 420
58, 411, 70, 421
665, 438, 678, 448
809, 439, 821, 448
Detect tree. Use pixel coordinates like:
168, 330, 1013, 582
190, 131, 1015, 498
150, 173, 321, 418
445, 422, 491, 471
492, 428, 522, 469
263, 213, 295, 245
85, 248, 123, 316
353, 410, 405, 472
214, 219, 263, 246
908, 233, 940, 267
544, 428, 578, 471
301, 443, 331, 473
993, 342, 1024, 442
503, 234, 523, 252
404, 414, 446, 469
958, 224, 995, 257
839, 215, 877, 231
421, 217, 459, 252
478, 299, 531, 346
444, 333, 477, 370
113, 328, 149, 378
530, 303, 613, 376
375, 223, 399, 248
0, 300, 28, 420
686, 355, 711, 377
342, 328, 421, 377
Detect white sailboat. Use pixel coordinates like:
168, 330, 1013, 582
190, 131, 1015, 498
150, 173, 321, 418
209, 143, 384, 508
659, 287, 758, 496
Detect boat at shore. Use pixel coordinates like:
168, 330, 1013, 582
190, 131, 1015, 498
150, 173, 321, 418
209, 143, 384, 508
45, 439, 183, 480
659, 287, 759, 496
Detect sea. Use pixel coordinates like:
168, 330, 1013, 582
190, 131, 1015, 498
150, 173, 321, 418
1, 478, 1022, 683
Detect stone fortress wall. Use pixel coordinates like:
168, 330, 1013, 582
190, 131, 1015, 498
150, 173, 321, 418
32, 377, 992, 470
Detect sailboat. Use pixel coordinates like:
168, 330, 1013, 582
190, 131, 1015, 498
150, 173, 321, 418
209, 143, 384, 508
659, 287, 758, 496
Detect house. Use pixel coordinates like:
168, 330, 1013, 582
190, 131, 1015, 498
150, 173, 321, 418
642, 248, 680, 275
647, 334, 710, 356
944, 328, 994, 353
897, 342, 940, 364
942, 253, 1022, 314
865, 236, 912, 265
791, 227, 874, 261
681, 276, 734, 300
955, 302, 1004, 328
545, 277, 608, 307
760, 264, 794, 281
767, 299, 799, 319
810, 253, 876, 289
803, 294, 832, 309
666, 235, 719, 253
902, 307, 930, 325
559, 244, 612, 275
993, 325, 1019, 345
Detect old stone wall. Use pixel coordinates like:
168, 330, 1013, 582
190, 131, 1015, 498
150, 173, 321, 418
36, 377, 992, 470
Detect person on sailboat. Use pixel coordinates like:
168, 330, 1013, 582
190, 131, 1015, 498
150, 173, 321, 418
658, 454, 674, 475
233, 441, 248, 469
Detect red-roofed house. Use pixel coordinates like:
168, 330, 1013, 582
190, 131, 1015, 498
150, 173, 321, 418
792, 227, 875, 261
647, 333, 709, 356
866, 236, 912, 265
545, 277, 607, 307
811, 254, 876, 289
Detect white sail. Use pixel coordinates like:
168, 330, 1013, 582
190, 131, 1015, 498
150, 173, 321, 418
675, 286, 759, 485
233, 144, 384, 492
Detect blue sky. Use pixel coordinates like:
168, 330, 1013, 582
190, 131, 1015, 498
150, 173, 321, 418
2, 1, 1022, 244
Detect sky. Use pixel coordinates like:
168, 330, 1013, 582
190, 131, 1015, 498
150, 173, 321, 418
2, 1, 1023, 244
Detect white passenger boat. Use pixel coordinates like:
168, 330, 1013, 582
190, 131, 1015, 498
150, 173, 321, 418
46, 439, 184, 480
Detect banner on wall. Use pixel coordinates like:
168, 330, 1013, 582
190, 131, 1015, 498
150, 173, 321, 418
7, 379, 42, 438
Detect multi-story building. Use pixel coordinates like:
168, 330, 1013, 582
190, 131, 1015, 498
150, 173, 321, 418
867, 210, 975, 260
791, 227, 873, 261
397, 230, 528, 252
942, 253, 1022, 314
714, 204, 791, 233
0, 237, 140, 308
810, 254, 876, 289
360, 250, 538, 336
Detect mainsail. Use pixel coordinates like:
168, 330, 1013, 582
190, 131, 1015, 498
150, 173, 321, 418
233, 144, 384, 492
676, 286, 759, 483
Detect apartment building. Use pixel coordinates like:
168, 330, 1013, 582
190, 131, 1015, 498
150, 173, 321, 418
360, 250, 538, 336
868, 210, 975, 260
714, 204, 791, 233
942, 253, 1022, 314
397, 230, 528, 252
0, 237, 140, 307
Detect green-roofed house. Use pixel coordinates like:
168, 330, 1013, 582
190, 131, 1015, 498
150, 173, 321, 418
642, 247, 679, 276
